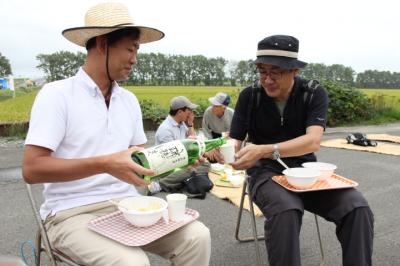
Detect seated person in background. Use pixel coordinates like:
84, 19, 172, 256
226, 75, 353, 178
22, 3, 211, 266
202, 92, 234, 139
148, 96, 221, 194
155, 96, 198, 145
230, 34, 374, 266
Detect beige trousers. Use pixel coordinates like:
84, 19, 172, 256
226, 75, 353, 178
45, 201, 211, 266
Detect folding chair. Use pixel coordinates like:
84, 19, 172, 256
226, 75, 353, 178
234, 175, 264, 266
25, 183, 83, 266
235, 176, 325, 266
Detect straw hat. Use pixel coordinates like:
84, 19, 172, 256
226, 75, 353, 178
62, 2, 164, 47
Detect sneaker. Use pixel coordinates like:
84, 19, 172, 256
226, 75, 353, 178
147, 181, 162, 195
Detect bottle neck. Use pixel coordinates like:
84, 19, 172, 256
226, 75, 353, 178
204, 137, 227, 152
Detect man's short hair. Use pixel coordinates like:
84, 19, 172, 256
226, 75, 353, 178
86, 27, 141, 50
169, 107, 189, 116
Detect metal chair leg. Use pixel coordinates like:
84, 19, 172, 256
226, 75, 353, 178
235, 178, 264, 266
35, 230, 42, 266
235, 178, 326, 266
235, 179, 265, 242
26, 183, 58, 266
248, 189, 263, 266
314, 214, 325, 265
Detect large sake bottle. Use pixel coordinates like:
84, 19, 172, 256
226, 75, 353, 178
131, 137, 227, 180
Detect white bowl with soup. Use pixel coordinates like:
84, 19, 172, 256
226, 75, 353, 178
283, 167, 321, 189
302, 162, 337, 181
118, 196, 168, 227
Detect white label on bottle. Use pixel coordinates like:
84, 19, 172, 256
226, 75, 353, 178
142, 140, 189, 175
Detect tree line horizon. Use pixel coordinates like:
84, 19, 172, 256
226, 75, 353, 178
1, 51, 400, 88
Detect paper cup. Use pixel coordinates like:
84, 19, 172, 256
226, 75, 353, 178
220, 142, 235, 163
166, 193, 187, 222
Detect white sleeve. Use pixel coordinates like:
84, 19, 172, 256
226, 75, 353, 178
25, 84, 67, 151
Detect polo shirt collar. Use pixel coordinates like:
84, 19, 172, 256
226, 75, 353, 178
75, 68, 122, 97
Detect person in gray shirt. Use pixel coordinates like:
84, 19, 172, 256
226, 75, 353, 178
202, 92, 234, 139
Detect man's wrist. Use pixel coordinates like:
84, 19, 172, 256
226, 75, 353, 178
271, 144, 280, 160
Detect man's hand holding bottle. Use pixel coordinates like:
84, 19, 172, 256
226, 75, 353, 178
102, 146, 154, 187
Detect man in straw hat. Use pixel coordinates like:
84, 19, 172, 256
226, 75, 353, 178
22, 3, 211, 265
230, 35, 374, 265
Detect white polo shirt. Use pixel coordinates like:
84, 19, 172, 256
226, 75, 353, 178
25, 68, 147, 219
154, 115, 188, 145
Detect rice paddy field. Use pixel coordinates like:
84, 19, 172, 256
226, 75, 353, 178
0, 86, 399, 123
360, 88, 400, 111
127, 86, 241, 108
0, 86, 241, 123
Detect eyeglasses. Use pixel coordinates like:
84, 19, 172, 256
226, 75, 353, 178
256, 68, 286, 81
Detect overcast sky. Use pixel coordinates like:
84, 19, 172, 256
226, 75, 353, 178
1, 0, 399, 78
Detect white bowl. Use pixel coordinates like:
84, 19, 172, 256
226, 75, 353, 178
302, 162, 337, 180
210, 163, 225, 173
118, 196, 168, 227
283, 167, 320, 189
228, 174, 244, 186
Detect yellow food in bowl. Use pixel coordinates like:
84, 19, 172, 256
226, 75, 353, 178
135, 203, 161, 212
220, 173, 229, 181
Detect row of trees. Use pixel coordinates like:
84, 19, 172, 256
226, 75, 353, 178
35, 51, 400, 88
1, 50, 399, 88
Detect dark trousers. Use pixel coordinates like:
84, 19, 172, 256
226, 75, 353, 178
264, 207, 374, 266
250, 170, 374, 266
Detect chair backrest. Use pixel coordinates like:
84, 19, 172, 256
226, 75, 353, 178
25, 183, 81, 266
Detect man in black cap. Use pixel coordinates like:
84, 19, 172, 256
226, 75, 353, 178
230, 35, 374, 266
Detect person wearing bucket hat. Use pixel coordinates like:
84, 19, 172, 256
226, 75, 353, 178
22, 3, 211, 266
202, 92, 234, 139
230, 35, 373, 265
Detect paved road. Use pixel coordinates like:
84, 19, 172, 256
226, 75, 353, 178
1, 123, 400, 265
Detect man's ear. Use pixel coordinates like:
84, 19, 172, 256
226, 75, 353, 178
95, 36, 108, 54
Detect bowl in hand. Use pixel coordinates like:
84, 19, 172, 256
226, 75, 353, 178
118, 196, 168, 227
283, 167, 320, 189
302, 162, 337, 180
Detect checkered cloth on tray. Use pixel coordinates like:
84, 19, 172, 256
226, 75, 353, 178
88, 208, 199, 246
